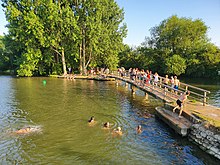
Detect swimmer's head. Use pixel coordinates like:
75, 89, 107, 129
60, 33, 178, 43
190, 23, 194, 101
104, 122, 110, 128
117, 127, 121, 132
26, 127, 31, 131
88, 116, 95, 122
137, 125, 141, 130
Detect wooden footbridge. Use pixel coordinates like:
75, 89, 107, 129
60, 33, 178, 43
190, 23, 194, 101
106, 72, 220, 136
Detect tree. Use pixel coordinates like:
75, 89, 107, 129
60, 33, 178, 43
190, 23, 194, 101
165, 54, 186, 76
2, 0, 126, 76
74, 0, 126, 74
140, 15, 219, 77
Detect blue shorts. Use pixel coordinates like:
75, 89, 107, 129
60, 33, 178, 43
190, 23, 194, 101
174, 85, 178, 90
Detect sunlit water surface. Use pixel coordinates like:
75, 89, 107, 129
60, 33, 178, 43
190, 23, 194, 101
0, 76, 219, 164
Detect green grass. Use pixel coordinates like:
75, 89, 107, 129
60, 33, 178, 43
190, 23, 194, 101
193, 112, 220, 128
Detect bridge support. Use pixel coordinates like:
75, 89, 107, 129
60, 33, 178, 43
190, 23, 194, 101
145, 93, 148, 100
116, 80, 119, 87
130, 85, 136, 95
125, 82, 128, 88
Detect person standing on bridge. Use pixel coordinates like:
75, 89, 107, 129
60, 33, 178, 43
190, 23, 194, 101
173, 91, 190, 117
174, 76, 180, 94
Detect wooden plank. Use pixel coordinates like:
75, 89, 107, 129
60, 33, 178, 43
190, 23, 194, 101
155, 107, 192, 136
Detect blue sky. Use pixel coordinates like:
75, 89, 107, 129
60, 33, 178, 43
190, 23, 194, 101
0, 0, 220, 47
116, 0, 220, 47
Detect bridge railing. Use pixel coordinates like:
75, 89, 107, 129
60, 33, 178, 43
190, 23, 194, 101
110, 71, 210, 106
158, 75, 210, 105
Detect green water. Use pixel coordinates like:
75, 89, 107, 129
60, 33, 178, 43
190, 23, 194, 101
0, 76, 219, 164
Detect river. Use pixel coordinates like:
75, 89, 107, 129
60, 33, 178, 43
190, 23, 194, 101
0, 76, 219, 164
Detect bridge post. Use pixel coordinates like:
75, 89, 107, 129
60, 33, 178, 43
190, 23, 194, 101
164, 87, 167, 96
131, 85, 136, 95
203, 92, 207, 106
152, 82, 155, 89
145, 93, 148, 99
125, 82, 128, 88
116, 80, 119, 87
159, 78, 162, 88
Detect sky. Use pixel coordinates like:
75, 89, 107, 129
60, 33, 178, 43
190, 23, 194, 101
116, 0, 220, 47
0, 0, 220, 47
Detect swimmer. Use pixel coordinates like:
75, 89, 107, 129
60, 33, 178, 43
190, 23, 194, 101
15, 127, 32, 134
88, 116, 97, 126
88, 116, 95, 123
103, 122, 110, 129
112, 127, 123, 136
136, 125, 142, 134
14, 126, 42, 135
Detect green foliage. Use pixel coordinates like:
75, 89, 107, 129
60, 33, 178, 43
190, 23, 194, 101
1, 0, 126, 76
165, 54, 186, 76
119, 15, 220, 78
17, 48, 41, 76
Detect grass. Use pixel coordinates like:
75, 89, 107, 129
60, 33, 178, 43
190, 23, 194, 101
192, 112, 220, 128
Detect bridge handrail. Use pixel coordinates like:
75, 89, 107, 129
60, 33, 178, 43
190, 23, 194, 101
111, 70, 210, 106
157, 75, 210, 105
158, 75, 210, 93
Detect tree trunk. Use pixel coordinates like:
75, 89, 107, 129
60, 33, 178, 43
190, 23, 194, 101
82, 28, 86, 75
79, 43, 83, 74
61, 47, 67, 75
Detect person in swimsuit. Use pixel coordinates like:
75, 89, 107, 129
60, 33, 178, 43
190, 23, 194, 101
15, 127, 33, 134
88, 116, 97, 126
163, 75, 169, 86
103, 122, 110, 129
88, 116, 95, 123
173, 91, 190, 117
112, 127, 123, 136
174, 76, 180, 94
136, 125, 142, 134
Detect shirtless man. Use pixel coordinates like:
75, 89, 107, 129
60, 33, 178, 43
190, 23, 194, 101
136, 125, 142, 134
173, 91, 190, 117
174, 76, 180, 94
103, 122, 110, 129
15, 127, 32, 134
112, 127, 123, 136
163, 75, 169, 86
14, 126, 41, 134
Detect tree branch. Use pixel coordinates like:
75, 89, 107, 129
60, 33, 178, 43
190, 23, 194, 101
51, 46, 62, 56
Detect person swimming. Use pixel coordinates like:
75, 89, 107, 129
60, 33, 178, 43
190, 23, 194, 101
88, 116, 95, 123
14, 126, 42, 135
136, 125, 142, 134
112, 127, 123, 136
103, 122, 110, 129
15, 127, 32, 134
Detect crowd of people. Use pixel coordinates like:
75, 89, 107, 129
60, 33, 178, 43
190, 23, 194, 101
117, 67, 190, 118
118, 67, 181, 92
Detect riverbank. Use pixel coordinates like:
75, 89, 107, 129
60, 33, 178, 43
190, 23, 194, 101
164, 103, 220, 160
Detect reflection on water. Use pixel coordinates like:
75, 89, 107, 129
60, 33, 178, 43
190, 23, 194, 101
0, 76, 220, 164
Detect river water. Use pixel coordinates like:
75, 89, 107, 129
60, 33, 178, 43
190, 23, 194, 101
0, 76, 219, 164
